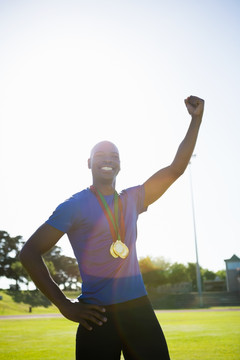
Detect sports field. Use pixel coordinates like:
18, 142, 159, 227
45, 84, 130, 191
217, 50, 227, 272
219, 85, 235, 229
0, 309, 239, 360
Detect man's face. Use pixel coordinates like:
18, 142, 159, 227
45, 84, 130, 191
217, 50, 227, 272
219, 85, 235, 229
88, 141, 121, 183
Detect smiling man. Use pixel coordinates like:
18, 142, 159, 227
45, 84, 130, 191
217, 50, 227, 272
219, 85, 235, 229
20, 95, 204, 360
88, 141, 121, 193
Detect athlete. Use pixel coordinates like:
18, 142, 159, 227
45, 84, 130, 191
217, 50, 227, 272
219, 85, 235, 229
20, 95, 204, 359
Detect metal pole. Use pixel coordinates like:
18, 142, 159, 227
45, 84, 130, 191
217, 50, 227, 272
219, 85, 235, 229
189, 156, 203, 307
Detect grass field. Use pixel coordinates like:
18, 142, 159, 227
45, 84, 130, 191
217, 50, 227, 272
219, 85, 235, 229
1, 310, 239, 360
157, 310, 240, 360
1, 291, 240, 359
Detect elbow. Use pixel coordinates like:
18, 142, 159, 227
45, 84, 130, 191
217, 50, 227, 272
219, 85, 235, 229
170, 161, 188, 179
171, 167, 185, 180
176, 168, 185, 178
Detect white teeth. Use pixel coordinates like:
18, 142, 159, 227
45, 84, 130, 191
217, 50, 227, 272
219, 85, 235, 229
101, 167, 112, 171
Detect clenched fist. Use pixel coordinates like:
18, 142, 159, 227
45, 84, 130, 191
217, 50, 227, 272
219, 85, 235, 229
185, 96, 204, 119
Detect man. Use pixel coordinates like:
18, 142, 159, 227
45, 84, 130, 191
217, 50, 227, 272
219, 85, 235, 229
20, 95, 204, 359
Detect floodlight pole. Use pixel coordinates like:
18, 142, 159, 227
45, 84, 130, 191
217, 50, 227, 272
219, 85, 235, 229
189, 155, 203, 307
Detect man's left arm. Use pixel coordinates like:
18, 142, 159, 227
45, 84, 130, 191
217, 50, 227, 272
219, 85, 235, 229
143, 95, 204, 208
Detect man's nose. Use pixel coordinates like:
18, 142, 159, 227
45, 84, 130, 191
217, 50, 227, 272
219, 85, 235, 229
103, 160, 113, 166
102, 156, 112, 163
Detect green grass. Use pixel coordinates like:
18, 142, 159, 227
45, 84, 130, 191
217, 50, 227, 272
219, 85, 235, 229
0, 310, 239, 359
0, 317, 77, 360
157, 310, 240, 360
0, 290, 80, 316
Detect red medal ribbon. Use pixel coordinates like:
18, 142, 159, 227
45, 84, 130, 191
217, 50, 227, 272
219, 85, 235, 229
90, 185, 125, 243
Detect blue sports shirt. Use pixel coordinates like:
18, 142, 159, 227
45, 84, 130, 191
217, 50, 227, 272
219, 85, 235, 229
46, 185, 148, 305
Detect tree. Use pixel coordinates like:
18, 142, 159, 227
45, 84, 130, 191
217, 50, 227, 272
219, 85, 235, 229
7, 288, 52, 308
139, 256, 156, 274
61, 256, 81, 290
151, 257, 171, 271
43, 246, 81, 289
10, 261, 30, 290
139, 256, 168, 288
215, 270, 226, 281
168, 263, 189, 284
201, 268, 216, 281
43, 246, 68, 286
0, 230, 24, 280
186, 262, 204, 291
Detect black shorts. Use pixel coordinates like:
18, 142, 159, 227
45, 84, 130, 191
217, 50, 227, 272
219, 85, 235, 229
76, 296, 170, 360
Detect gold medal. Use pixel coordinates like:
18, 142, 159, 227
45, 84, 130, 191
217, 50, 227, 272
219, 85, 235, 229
113, 240, 129, 259
110, 243, 119, 258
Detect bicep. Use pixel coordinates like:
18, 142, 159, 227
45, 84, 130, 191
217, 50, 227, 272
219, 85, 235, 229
143, 166, 180, 207
21, 223, 65, 256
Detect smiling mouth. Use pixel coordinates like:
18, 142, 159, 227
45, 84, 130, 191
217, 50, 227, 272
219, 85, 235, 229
101, 166, 113, 171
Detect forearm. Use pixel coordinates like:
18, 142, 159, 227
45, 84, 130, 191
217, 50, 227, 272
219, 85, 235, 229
20, 246, 108, 328
20, 247, 68, 309
171, 115, 202, 176
143, 96, 204, 207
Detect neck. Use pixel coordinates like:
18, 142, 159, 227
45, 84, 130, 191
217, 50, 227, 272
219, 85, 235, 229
92, 181, 116, 196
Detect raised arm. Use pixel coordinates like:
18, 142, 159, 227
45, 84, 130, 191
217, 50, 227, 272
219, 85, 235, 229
143, 95, 204, 207
20, 223, 107, 330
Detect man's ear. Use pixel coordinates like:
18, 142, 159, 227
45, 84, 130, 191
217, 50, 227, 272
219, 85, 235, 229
88, 158, 91, 169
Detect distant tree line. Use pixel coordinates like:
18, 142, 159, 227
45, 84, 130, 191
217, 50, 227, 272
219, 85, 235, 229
138, 256, 226, 291
1, 230, 226, 293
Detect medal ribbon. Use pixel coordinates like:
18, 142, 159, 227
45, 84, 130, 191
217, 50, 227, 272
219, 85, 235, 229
90, 186, 125, 243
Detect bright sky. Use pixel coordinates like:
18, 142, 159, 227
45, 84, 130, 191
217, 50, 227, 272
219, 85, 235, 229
1, 0, 240, 284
